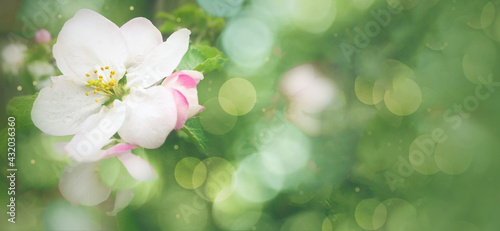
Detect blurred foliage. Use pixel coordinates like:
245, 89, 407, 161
156, 4, 225, 45
1, 0, 500, 231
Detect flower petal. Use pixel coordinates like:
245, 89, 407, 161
107, 190, 135, 216
58, 162, 112, 206
101, 143, 137, 159
117, 151, 157, 181
120, 17, 163, 68
53, 9, 127, 82
31, 77, 104, 136
119, 86, 177, 148
65, 100, 126, 162
171, 89, 189, 129
162, 70, 204, 118
126, 28, 191, 88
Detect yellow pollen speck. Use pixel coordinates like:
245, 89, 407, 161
33, 81, 37, 86
105, 87, 110, 90
105, 66, 109, 69
98, 79, 103, 83
99, 75, 103, 79
31, 159, 35, 164
101, 67, 104, 71
95, 99, 100, 103
58, 14, 62, 19
85, 92, 89, 96
94, 70, 98, 73
93, 90, 97, 94
174, 144, 179, 150
96, 87, 101, 91
176, 17, 181, 22
86, 73, 90, 77
17, 86, 22, 91
130, 6, 134, 11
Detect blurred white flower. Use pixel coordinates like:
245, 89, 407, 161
34, 28, 52, 44
1, 43, 27, 76
58, 143, 155, 206
31, 9, 203, 162
27, 60, 55, 80
278, 64, 337, 136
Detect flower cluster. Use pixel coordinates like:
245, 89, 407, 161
31, 9, 204, 209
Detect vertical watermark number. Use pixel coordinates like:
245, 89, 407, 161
6, 117, 16, 223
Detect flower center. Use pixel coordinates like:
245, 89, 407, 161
84, 66, 126, 103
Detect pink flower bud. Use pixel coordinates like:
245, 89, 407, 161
34, 29, 52, 44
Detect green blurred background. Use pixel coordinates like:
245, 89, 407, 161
1, 0, 500, 230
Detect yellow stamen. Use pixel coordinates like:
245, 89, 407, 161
105, 66, 109, 69
98, 79, 103, 83
100, 67, 104, 71
85, 73, 90, 77
94, 70, 98, 74
93, 90, 97, 94
99, 75, 103, 79
85, 92, 89, 96
95, 99, 99, 103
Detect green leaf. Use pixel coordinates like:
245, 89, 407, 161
6, 94, 37, 130
180, 117, 209, 154
177, 44, 226, 73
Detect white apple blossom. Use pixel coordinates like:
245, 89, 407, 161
31, 9, 204, 162
278, 64, 337, 136
1, 43, 27, 76
58, 142, 155, 206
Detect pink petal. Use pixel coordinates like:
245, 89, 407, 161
101, 143, 137, 159
171, 89, 189, 130
162, 70, 204, 118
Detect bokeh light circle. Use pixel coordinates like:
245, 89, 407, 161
219, 78, 257, 116
409, 135, 440, 175
222, 17, 274, 68
384, 77, 422, 116
199, 97, 237, 135
194, 157, 237, 202
434, 137, 474, 175
288, 0, 337, 33
382, 198, 418, 231
280, 210, 325, 231
355, 76, 384, 105
196, 0, 245, 17
234, 154, 284, 203
355, 198, 387, 230
157, 190, 209, 231
212, 194, 263, 230
174, 157, 207, 189
259, 124, 311, 175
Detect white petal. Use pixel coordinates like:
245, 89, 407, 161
58, 162, 112, 206
107, 190, 135, 216
31, 77, 104, 136
120, 17, 162, 68
126, 28, 191, 88
118, 86, 177, 148
53, 9, 127, 82
117, 151, 157, 181
65, 100, 126, 162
